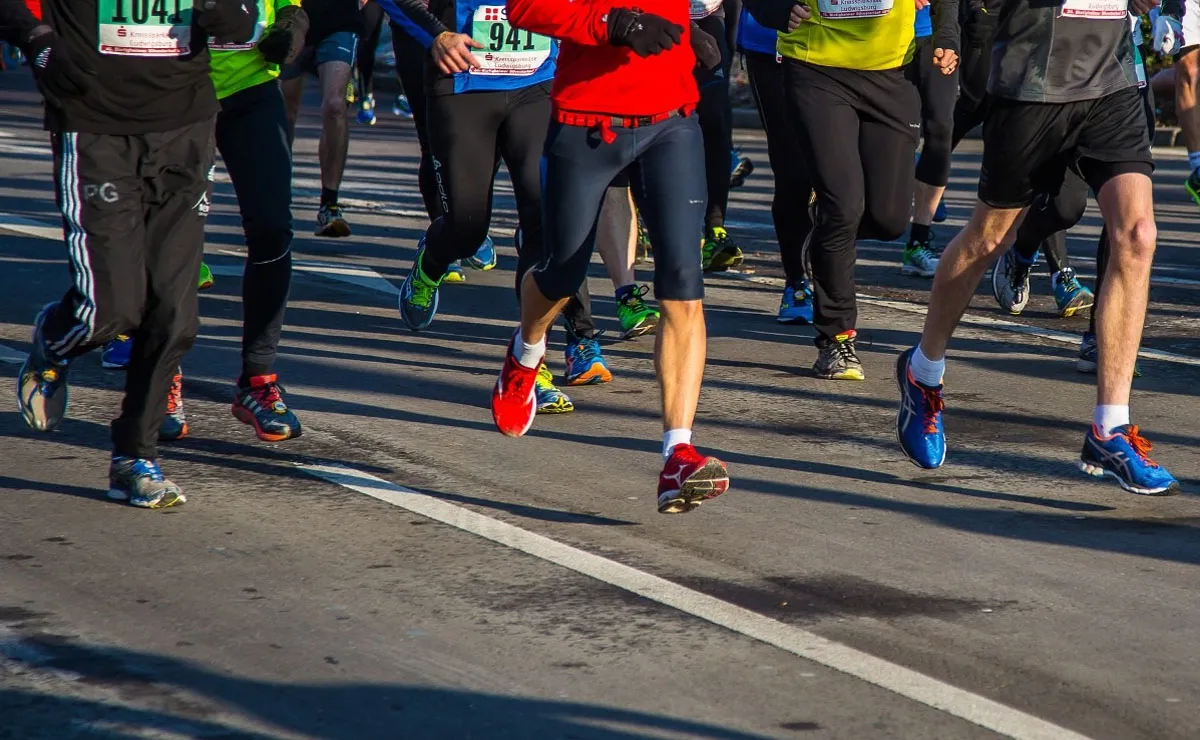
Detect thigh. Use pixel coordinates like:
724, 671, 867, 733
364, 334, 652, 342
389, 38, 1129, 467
279, 45, 316, 82
427, 91, 503, 223
632, 115, 708, 301
498, 84, 551, 223
1076, 88, 1155, 196
860, 118, 917, 235
316, 31, 358, 70
784, 61, 863, 214
216, 82, 293, 234
979, 99, 1074, 209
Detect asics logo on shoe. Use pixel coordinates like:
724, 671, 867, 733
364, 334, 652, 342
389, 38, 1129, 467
661, 463, 686, 488
34, 48, 50, 69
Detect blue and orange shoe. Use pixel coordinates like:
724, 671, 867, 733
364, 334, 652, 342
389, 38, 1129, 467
159, 368, 188, 441
107, 457, 185, 509
17, 303, 71, 433
1080, 424, 1179, 495
564, 333, 612, 386
101, 335, 133, 369
232, 374, 303, 442
895, 347, 946, 469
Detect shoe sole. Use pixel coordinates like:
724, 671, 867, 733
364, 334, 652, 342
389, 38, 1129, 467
814, 369, 865, 381
1078, 460, 1179, 496
899, 265, 936, 278
443, 273, 467, 283
657, 458, 730, 514
100, 360, 129, 370
565, 365, 613, 386
777, 314, 813, 325
107, 488, 187, 508
622, 320, 658, 339
315, 221, 352, 238
894, 351, 946, 470
536, 402, 574, 414
158, 423, 189, 442
1059, 295, 1094, 319
232, 405, 301, 442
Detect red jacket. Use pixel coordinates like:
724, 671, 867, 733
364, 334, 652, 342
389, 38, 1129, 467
506, 0, 698, 117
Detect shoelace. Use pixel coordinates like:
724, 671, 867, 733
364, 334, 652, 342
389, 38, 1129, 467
248, 381, 286, 410
619, 285, 651, 311
830, 339, 857, 365
410, 269, 439, 309
920, 386, 945, 434
1058, 268, 1081, 292
912, 245, 937, 264
1123, 426, 1160, 467
123, 458, 165, 482
571, 337, 601, 366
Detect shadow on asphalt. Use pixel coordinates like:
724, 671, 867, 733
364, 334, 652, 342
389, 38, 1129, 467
0, 636, 782, 740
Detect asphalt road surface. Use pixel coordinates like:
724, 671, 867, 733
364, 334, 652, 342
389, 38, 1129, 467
1, 71, 1199, 740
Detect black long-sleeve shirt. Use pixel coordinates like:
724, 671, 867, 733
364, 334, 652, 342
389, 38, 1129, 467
0, 0, 257, 134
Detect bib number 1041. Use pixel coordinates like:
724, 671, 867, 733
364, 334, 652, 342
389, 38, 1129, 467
108, 0, 184, 24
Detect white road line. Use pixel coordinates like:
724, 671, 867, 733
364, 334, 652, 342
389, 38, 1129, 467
0, 344, 27, 365
0, 213, 61, 241
214, 250, 400, 295
718, 271, 1200, 368
301, 462, 1093, 740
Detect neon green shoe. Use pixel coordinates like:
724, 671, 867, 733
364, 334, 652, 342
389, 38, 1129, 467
198, 261, 214, 290
616, 284, 659, 339
398, 247, 444, 331
701, 227, 743, 272
535, 364, 574, 414
1186, 170, 1200, 209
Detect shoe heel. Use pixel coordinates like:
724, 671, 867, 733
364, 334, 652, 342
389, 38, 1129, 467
1078, 460, 1105, 478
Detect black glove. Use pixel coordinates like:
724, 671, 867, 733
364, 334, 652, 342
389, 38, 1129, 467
743, 0, 798, 33
606, 8, 682, 57
256, 5, 309, 65
690, 22, 720, 70
22, 29, 92, 109
196, 0, 260, 45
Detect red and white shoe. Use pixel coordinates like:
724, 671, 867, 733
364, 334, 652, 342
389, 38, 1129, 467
657, 444, 729, 514
492, 333, 540, 437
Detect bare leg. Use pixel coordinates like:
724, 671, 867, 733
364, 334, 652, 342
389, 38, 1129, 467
281, 76, 305, 146
317, 61, 353, 193
519, 271, 570, 345
656, 299, 706, 431
912, 180, 947, 228
1175, 51, 1200, 167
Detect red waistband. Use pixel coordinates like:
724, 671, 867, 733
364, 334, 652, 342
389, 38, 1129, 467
555, 105, 696, 144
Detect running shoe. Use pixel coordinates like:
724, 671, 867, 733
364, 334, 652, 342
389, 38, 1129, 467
356, 94, 377, 126
813, 330, 865, 381
399, 245, 443, 331
198, 261, 214, 290
701, 227, 744, 272
777, 280, 814, 325
657, 443, 729, 514
729, 149, 754, 189
101, 335, 133, 369
894, 346, 946, 470
1079, 424, 1179, 495
564, 334, 612, 386
107, 457, 185, 509
933, 198, 948, 223
17, 303, 71, 433
1186, 169, 1200, 209
315, 204, 351, 238
616, 284, 659, 338
159, 368, 188, 441
991, 248, 1033, 315
901, 238, 939, 278
1076, 332, 1142, 377
393, 94, 413, 118
492, 333, 540, 436
535, 363, 575, 413
232, 373, 303, 442
464, 235, 497, 271
1053, 267, 1094, 318
345, 81, 356, 105
443, 261, 467, 283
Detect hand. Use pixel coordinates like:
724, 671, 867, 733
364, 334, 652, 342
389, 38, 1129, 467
196, 0, 259, 44
915, 0, 930, 8
690, 22, 721, 70
933, 47, 958, 75
607, 8, 683, 57
22, 28, 92, 109
257, 6, 309, 64
787, 3, 811, 31
1154, 15, 1183, 54
1129, 0, 1160, 15
432, 31, 482, 74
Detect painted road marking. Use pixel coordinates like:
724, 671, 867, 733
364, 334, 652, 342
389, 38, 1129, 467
301, 462, 1094, 740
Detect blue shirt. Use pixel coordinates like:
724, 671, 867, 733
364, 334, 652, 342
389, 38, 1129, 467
914, 6, 932, 38
737, 7, 779, 55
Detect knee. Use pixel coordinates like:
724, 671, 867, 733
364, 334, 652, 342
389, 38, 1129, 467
322, 96, 348, 121
659, 297, 705, 322
1109, 217, 1157, 269
818, 198, 865, 240
864, 202, 910, 242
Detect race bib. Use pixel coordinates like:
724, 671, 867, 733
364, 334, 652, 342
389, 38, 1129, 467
210, 20, 265, 51
1060, 0, 1127, 20
97, 0, 192, 56
816, 0, 894, 21
471, 5, 551, 76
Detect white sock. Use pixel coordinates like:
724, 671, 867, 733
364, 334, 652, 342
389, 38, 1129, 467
909, 346, 945, 387
1188, 151, 1200, 172
662, 428, 693, 461
513, 328, 545, 370
1093, 405, 1130, 437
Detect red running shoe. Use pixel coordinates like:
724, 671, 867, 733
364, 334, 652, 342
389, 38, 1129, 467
657, 444, 729, 514
492, 333, 540, 437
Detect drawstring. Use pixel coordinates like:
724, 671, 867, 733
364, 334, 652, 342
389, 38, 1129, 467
598, 118, 616, 144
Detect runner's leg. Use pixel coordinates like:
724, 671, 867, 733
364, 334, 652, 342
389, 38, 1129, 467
696, 13, 742, 271
909, 35, 958, 272
314, 33, 356, 235
391, 23, 439, 219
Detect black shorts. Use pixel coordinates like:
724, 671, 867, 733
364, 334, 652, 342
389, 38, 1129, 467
978, 87, 1153, 209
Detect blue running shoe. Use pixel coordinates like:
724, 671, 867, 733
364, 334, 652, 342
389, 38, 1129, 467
464, 235, 497, 271
101, 335, 133, 369
1053, 267, 1094, 318
777, 281, 814, 325
1080, 425, 1179, 495
398, 244, 443, 331
107, 457, 186, 509
895, 347, 946, 469
17, 303, 72, 432
564, 333, 612, 386
393, 94, 413, 118
933, 198, 948, 223
443, 261, 467, 283
535, 363, 574, 414
356, 101, 377, 126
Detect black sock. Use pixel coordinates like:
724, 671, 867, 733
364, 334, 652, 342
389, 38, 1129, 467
320, 188, 338, 208
909, 223, 931, 245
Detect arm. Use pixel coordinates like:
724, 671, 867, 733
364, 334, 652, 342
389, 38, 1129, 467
931, 0, 960, 55
0, 0, 41, 47
377, 0, 446, 48
506, 0, 613, 46
742, 0, 798, 33
196, 0, 260, 44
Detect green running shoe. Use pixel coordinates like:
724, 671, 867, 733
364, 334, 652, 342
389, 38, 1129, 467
399, 244, 444, 331
616, 284, 659, 339
701, 227, 743, 272
198, 261, 214, 290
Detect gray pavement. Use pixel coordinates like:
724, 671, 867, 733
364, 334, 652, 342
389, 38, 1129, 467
1, 71, 1199, 740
